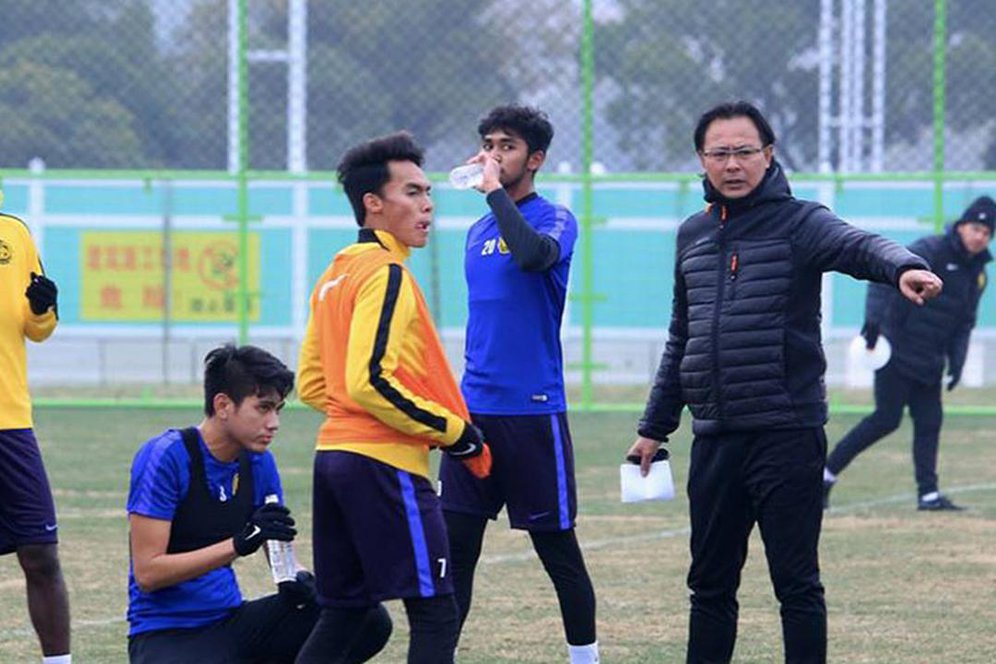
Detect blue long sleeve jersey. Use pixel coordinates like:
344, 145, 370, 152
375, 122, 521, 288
461, 191, 577, 415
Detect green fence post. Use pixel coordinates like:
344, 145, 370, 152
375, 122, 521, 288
579, 0, 596, 410
932, 0, 947, 233
236, 0, 251, 344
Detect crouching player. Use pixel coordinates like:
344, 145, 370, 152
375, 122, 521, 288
126, 344, 325, 664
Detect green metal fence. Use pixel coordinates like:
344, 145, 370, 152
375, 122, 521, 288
1, 0, 994, 410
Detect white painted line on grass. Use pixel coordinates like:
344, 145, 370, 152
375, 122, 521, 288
825, 481, 996, 513
483, 482, 996, 564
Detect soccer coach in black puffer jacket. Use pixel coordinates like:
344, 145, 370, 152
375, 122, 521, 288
824, 196, 994, 513
626, 101, 943, 664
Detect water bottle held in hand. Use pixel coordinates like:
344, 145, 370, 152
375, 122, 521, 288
449, 163, 485, 190
264, 494, 297, 584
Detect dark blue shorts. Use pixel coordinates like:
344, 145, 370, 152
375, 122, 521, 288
439, 412, 577, 532
0, 429, 59, 555
311, 451, 453, 607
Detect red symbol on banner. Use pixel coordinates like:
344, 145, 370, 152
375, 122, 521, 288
143, 286, 165, 310
100, 286, 123, 309
197, 242, 239, 290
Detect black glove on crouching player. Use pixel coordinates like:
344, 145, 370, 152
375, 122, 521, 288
233, 502, 296, 556
279, 570, 318, 609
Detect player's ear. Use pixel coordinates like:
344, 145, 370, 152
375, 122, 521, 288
213, 392, 233, 420
363, 192, 383, 215
527, 150, 546, 173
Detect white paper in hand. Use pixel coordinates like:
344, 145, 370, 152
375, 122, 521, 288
620, 460, 675, 503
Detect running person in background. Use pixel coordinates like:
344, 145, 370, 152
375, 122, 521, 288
439, 105, 599, 664
824, 195, 995, 511
295, 131, 491, 664
127, 344, 320, 664
0, 211, 71, 664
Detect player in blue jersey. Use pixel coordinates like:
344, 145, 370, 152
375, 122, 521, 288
127, 344, 386, 664
439, 105, 599, 664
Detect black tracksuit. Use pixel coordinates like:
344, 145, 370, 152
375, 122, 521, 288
638, 161, 928, 664
826, 224, 991, 497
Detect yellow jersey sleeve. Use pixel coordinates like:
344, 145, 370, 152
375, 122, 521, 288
296, 310, 325, 412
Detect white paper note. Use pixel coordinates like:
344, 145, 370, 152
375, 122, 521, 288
620, 460, 675, 503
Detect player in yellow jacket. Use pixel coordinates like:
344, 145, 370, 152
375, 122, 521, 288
295, 131, 490, 664
0, 211, 72, 664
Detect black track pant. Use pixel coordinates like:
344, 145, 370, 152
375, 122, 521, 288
826, 362, 943, 496
686, 428, 827, 664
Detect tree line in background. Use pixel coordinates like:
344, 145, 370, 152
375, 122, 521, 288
0, 0, 992, 172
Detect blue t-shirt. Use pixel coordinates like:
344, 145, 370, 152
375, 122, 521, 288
462, 193, 577, 414
126, 428, 283, 636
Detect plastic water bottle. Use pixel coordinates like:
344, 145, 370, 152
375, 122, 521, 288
264, 494, 296, 584
448, 163, 485, 190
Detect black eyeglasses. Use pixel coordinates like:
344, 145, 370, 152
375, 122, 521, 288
700, 146, 767, 163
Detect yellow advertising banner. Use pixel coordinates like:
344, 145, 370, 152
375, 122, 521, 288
80, 231, 261, 322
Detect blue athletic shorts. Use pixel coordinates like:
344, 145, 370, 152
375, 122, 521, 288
311, 450, 453, 607
439, 412, 577, 532
0, 429, 59, 555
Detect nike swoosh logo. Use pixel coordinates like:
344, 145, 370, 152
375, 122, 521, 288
247, 525, 262, 540
44, 524, 58, 532
319, 274, 348, 301
450, 442, 478, 458
528, 512, 550, 521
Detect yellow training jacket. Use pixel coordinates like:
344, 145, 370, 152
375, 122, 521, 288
1, 213, 57, 429
297, 228, 471, 478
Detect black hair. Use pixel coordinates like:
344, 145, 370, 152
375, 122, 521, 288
693, 101, 777, 152
477, 105, 554, 155
203, 343, 294, 416
336, 131, 425, 226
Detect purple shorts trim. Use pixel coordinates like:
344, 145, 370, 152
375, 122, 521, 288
311, 451, 453, 607
439, 412, 577, 532
0, 429, 59, 555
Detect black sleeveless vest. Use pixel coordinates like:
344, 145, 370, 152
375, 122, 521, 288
166, 427, 255, 554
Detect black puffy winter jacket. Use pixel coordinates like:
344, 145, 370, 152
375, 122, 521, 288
866, 223, 990, 383
639, 161, 929, 440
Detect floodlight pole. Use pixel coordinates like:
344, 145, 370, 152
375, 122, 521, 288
817, 0, 834, 173
870, 0, 887, 172
818, 0, 886, 172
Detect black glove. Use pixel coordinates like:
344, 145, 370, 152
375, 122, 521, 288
445, 422, 492, 479
947, 367, 962, 392
860, 321, 880, 350
445, 422, 485, 460
233, 503, 296, 557
25, 272, 58, 315
279, 570, 318, 609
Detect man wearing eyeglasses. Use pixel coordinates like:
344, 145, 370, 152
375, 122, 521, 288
626, 100, 943, 663
824, 195, 994, 512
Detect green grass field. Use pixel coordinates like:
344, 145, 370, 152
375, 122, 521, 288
2, 401, 996, 662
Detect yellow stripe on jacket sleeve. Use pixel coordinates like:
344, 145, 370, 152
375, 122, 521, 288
296, 309, 325, 412
345, 264, 464, 445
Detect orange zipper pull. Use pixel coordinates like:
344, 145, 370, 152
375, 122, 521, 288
730, 252, 739, 279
